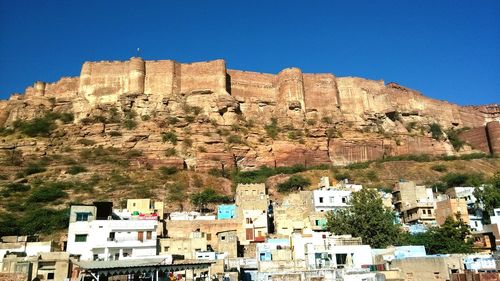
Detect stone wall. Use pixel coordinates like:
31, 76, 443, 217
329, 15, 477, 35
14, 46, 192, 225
458, 121, 500, 155
165, 219, 240, 251
486, 121, 500, 155
459, 127, 491, 154
0, 273, 26, 281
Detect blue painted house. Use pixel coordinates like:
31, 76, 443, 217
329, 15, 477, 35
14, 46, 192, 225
217, 204, 236, 220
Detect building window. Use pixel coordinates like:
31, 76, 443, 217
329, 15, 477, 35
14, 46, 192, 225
319, 197, 324, 203
164, 246, 170, 252
75, 234, 87, 242
147, 231, 152, 240
207, 233, 212, 241
47, 273, 54, 280
138, 231, 144, 242
341, 197, 347, 203
221, 235, 226, 240
246, 218, 253, 224
76, 212, 90, 221
336, 253, 348, 265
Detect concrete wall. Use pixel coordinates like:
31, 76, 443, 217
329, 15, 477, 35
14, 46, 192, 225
159, 235, 207, 259
217, 230, 238, 258
390, 255, 465, 281
165, 219, 240, 251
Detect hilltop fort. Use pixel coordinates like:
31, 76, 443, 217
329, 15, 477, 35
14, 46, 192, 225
0, 57, 499, 169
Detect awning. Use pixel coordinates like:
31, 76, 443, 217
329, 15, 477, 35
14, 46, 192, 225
75, 258, 215, 277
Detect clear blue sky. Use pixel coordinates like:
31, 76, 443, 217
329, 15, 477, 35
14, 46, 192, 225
0, 0, 498, 105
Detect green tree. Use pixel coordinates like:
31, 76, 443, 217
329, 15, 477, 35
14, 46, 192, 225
401, 216, 473, 254
167, 182, 187, 211
19, 208, 69, 235
277, 175, 311, 193
473, 173, 500, 223
0, 212, 20, 236
326, 188, 401, 248
191, 188, 230, 212
14, 116, 56, 137
429, 123, 443, 140
264, 118, 279, 139
162, 131, 178, 145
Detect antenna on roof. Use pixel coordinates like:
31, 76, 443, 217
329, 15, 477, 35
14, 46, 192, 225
136, 48, 141, 57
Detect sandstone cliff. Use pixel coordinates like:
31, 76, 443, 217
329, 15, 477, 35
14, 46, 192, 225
1, 57, 499, 170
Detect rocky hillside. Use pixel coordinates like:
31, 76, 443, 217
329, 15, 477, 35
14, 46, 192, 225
0, 57, 499, 174
0, 55, 499, 238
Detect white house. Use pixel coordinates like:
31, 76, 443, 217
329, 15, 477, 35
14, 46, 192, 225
291, 232, 372, 270
319, 177, 362, 192
313, 189, 353, 212
0, 236, 54, 263
242, 209, 268, 242
491, 208, 500, 225
66, 204, 158, 261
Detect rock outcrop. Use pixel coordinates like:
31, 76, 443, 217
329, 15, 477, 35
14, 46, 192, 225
1, 57, 499, 170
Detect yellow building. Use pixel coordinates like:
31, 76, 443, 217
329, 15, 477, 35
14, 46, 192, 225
159, 231, 207, 259
127, 198, 164, 220
274, 191, 316, 236
435, 198, 469, 226
235, 184, 269, 245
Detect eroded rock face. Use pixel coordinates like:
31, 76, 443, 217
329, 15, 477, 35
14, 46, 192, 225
0, 57, 499, 169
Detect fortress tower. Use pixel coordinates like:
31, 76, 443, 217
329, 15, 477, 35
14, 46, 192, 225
276, 67, 305, 121
128, 57, 146, 94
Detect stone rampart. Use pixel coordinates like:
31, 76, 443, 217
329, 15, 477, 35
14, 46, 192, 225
486, 121, 500, 155
458, 127, 490, 154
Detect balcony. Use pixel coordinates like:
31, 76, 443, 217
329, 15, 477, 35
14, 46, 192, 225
91, 219, 157, 231
400, 202, 434, 212
95, 238, 156, 248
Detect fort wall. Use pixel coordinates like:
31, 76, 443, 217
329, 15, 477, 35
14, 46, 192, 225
144, 60, 176, 98
303, 73, 339, 116
276, 68, 305, 122
458, 127, 490, 154
3, 57, 497, 136
78, 60, 129, 104
128, 57, 145, 94
44, 77, 80, 99
486, 121, 500, 155
227, 70, 276, 101
179, 59, 227, 94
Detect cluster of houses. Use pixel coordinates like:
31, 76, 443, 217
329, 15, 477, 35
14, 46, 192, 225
0, 177, 499, 281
